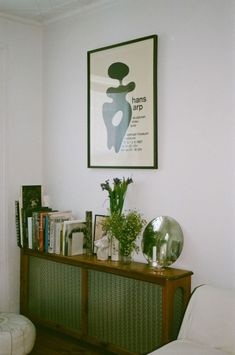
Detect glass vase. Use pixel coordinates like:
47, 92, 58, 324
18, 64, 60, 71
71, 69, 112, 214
111, 237, 119, 261
119, 253, 132, 264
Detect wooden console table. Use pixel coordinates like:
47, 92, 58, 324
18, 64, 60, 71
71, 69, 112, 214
20, 249, 193, 355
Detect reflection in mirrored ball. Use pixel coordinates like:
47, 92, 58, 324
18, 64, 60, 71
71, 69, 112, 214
142, 216, 184, 268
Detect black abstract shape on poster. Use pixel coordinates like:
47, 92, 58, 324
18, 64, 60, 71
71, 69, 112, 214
102, 62, 135, 153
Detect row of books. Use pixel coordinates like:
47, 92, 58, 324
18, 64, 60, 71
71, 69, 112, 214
15, 185, 91, 256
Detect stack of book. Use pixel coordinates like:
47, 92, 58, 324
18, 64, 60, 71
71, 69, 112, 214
15, 185, 89, 256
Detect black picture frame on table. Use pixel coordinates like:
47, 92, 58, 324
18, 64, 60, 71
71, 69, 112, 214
93, 214, 108, 254
87, 34, 158, 169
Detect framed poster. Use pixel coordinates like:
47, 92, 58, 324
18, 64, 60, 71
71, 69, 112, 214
87, 35, 158, 169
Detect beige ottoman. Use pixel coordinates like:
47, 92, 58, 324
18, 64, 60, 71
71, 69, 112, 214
0, 313, 36, 355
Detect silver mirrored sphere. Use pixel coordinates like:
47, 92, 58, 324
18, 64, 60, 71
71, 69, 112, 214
142, 216, 184, 268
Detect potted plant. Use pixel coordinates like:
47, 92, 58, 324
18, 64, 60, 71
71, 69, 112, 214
102, 210, 146, 263
101, 177, 146, 262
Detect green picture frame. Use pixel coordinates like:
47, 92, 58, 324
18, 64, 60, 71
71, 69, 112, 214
87, 35, 158, 169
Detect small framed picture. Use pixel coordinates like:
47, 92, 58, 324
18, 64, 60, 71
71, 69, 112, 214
93, 214, 108, 253
63, 220, 87, 256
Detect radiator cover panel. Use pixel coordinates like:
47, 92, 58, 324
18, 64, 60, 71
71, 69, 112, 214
88, 270, 163, 353
26, 255, 187, 354
28, 256, 82, 330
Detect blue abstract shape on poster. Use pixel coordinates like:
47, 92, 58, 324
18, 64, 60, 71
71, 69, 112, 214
102, 62, 135, 153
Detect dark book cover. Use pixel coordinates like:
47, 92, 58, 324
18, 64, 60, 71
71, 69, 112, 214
20, 185, 42, 247
21, 185, 42, 210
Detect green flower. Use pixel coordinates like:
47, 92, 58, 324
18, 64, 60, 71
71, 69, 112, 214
101, 177, 133, 215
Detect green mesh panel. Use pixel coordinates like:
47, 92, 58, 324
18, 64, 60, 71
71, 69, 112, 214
27, 256, 185, 353
172, 287, 184, 339
28, 256, 82, 330
88, 270, 163, 354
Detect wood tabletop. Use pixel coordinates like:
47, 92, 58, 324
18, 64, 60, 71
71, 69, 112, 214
22, 248, 193, 285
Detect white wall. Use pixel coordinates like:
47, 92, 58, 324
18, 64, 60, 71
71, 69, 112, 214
2, 0, 234, 311
0, 18, 43, 311
43, 0, 235, 290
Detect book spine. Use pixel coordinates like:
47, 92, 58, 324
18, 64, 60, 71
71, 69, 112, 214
39, 213, 44, 252
22, 208, 28, 248
44, 215, 49, 253
28, 217, 33, 249
32, 212, 40, 250
85, 211, 93, 255
48, 218, 55, 253
15, 200, 21, 248
18, 197, 24, 248
63, 223, 68, 256
55, 221, 62, 254
62, 222, 69, 256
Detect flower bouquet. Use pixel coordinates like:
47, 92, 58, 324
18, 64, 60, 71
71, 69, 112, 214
101, 177, 146, 262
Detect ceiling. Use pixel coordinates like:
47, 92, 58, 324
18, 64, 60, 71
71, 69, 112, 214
0, 0, 113, 24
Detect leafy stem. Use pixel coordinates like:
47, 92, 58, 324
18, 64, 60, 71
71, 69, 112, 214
101, 177, 133, 215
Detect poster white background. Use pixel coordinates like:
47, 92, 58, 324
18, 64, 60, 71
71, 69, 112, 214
89, 37, 156, 167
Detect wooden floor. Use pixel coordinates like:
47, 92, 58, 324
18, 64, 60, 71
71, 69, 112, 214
30, 326, 114, 355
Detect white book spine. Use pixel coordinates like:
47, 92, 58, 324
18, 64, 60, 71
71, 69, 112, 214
28, 217, 32, 249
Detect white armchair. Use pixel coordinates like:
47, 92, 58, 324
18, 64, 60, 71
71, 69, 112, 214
148, 284, 235, 355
